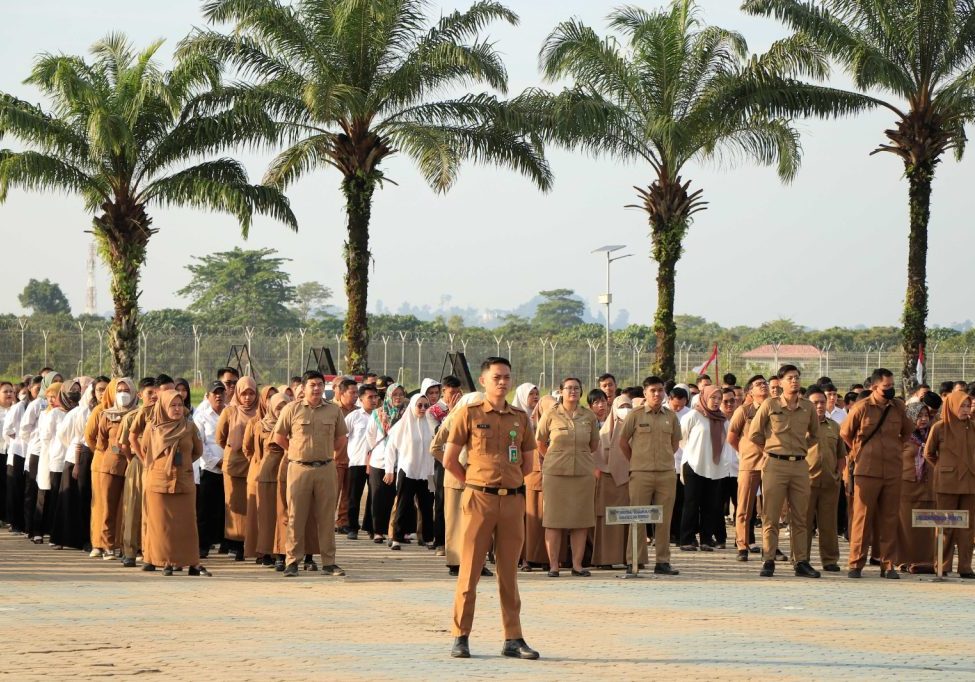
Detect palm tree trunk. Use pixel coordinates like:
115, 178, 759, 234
652, 218, 684, 381
901, 160, 933, 391
341, 173, 375, 374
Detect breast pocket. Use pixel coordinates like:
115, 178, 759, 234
770, 413, 790, 434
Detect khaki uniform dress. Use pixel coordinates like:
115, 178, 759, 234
523, 432, 546, 565
119, 407, 149, 560
431, 423, 466, 568
216, 400, 258, 543
897, 434, 935, 571
729, 403, 763, 551
447, 399, 535, 639
805, 418, 847, 567
536, 404, 600, 529
89, 405, 135, 552
591, 411, 631, 566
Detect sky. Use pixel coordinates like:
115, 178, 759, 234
1, 0, 972, 330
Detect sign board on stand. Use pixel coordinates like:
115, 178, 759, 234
912, 509, 971, 581
605, 505, 663, 579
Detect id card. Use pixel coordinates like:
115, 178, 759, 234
508, 445, 518, 463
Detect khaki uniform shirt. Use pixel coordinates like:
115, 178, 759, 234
617, 405, 681, 472
749, 395, 819, 456
840, 395, 911, 480
273, 399, 348, 463
535, 404, 600, 476
807, 417, 847, 488
729, 403, 764, 471
446, 399, 535, 489
924, 420, 975, 495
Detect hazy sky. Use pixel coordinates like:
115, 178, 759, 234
1, 0, 971, 329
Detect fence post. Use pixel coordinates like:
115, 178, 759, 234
244, 327, 255, 377
964, 347, 970, 383
298, 328, 307, 373
506, 339, 514, 371
284, 332, 292, 383
141, 329, 149, 377
42, 329, 50, 367
416, 334, 425, 387
381, 334, 391, 376
18, 318, 28, 378
539, 338, 547, 393
334, 334, 343, 374
398, 331, 408, 377
192, 325, 201, 386
549, 341, 558, 392
96, 328, 104, 376
77, 320, 86, 376
493, 334, 503, 357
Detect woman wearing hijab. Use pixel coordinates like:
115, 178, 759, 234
592, 394, 633, 567
511, 384, 541, 570
4, 380, 35, 534
897, 402, 936, 574
243, 385, 277, 562
523, 394, 555, 570
32, 381, 65, 543
368, 383, 406, 544
249, 393, 288, 567
679, 385, 731, 552
51, 378, 94, 550
385, 394, 436, 550
88, 378, 137, 559
924, 392, 975, 578
536, 377, 601, 577
42, 380, 80, 543
142, 389, 209, 576
216, 376, 259, 561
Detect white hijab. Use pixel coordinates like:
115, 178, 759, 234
420, 377, 441, 399
512, 383, 536, 414
387, 394, 434, 474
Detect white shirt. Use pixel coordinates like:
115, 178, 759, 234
37, 409, 67, 490
0, 405, 7, 454
20, 398, 46, 456
672, 405, 690, 473
827, 405, 847, 424
58, 403, 92, 466
680, 410, 731, 480
345, 408, 377, 467
4, 400, 26, 458
193, 401, 224, 474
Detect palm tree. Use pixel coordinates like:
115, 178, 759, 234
0, 34, 296, 376
520, 0, 869, 380
742, 0, 975, 390
179, 0, 553, 373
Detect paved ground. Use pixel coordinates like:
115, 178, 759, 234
2, 527, 974, 681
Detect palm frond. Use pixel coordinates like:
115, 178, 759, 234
0, 149, 107, 209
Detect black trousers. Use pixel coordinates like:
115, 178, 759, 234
0, 452, 6, 523
714, 476, 738, 545
197, 470, 225, 551
6, 457, 25, 532
670, 473, 683, 542
369, 467, 396, 538
346, 465, 373, 534
40, 472, 61, 537
433, 462, 446, 547
680, 463, 720, 547
394, 470, 434, 543
23, 455, 40, 538
75, 447, 94, 550
838, 480, 849, 537
51, 462, 85, 549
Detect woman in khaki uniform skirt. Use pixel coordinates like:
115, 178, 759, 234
592, 395, 632, 567
517, 387, 548, 570
536, 377, 600, 577
897, 402, 936, 573
142, 389, 209, 576
216, 376, 258, 560
246, 391, 287, 565
243, 385, 277, 561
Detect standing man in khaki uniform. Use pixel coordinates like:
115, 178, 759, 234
804, 386, 847, 572
749, 365, 820, 578
618, 375, 681, 575
840, 368, 911, 579
333, 377, 358, 534
443, 357, 538, 661
273, 371, 348, 578
728, 375, 769, 561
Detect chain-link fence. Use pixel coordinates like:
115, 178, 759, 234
3, 322, 973, 393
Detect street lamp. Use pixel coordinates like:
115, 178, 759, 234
592, 244, 633, 375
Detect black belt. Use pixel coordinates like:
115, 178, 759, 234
767, 453, 805, 462
466, 483, 525, 496
291, 459, 332, 467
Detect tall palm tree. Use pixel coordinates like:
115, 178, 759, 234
743, 0, 975, 390
519, 0, 869, 380
179, 0, 553, 373
0, 34, 297, 376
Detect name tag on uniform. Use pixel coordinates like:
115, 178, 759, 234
639, 423, 650, 427
476, 424, 490, 430
508, 446, 518, 463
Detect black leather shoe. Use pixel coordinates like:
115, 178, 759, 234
480, 565, 493, 577
448, 566, 459, 576
759, 560, 775, 577
654, 563, 679, 575
881, 568, 900, 579
959, 572, 975, 579
736, 550, 748, 562
141, 563, 156, 572
868, 557, 882, 566
303, 557, 318, 571
274, 559, 285, 572
502, 638, 539, 660
121, 557, 136, 568
679, 544, 698, 552
823, 564, 840, 572
775, 549, 788, 562
794, 561, 821, 578
163, 566, 174, 576
321, 564, 345, 576
347, 531, 358, 540
451, 636, 470, 659
570, 569, 591, 577
283, 562, 299, 577
847, 568, 862, 579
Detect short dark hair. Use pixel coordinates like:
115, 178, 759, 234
870, 368, 894, 384
587, 389, 607, 406
821, 382, 837, 393
669, 387, 688, 402
721, 387, 736, 396
218, 367, 240, 379
30, 376, 43, 386
745, 375, 765, 391
623, 387, 643, 400
722, 373, 737, 386
857, 389, 872, 401
441, 375, 462, 389
777, 365, 800, 379
480, 356, 511, 372
94, 375, 110, 385
302, 370, 325, 384
664, 380, 676, 393
0, 381, 12, 389
850, 383, 864, 392
358, 384, 379, 398
805, 385, 826, 399
696, 374, 711, 383
290, 376, 302, 385
843, 391, 859, 406
338, 378, 358, 393
954, 380, 969, 390
642, 375, 664, 388
917, 383, 930, 391
39, 367, 54, 374
364, 372, 378, 380
156, 373, 174, 386
939, 381, 954, 395
815, 376, 833, 387
559, 376, 582, 391
597, 373, 616, 384
138, 377, 157, 391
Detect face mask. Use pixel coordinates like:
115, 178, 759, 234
116, 392, 133, 408
18, 393, 27, 401
882, 388, 896, 401
615, 407, 632, 420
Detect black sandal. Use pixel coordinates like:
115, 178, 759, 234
163, 565, 174, 576
547, 570, 560, 578
571, 569, 592, 577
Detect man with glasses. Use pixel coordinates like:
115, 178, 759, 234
804, 386, 847, 572
728, 375, 769, 561
749, 365, 821, 578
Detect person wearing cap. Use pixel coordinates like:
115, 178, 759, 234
193, 380, 227, 559
273, 370, 348, 577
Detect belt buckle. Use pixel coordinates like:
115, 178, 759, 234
498, 488, 508, 496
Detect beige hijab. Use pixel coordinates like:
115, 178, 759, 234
226, 376, 259, 450
598, 395, 632, 486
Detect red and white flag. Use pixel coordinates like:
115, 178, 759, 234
916, 344, 925, 385
692, 343, 719, 375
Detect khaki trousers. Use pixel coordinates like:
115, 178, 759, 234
735, 470, 761, 551
628, 470, 675, 564
452, 489, 524, 639
848, 475, 900, 570
335, 460, 349, 528
935, 492, 975, 574
285, 462, 337, 567
760, 457, 810, 562
444, 486, 463, 567
806, 483, 840, 566
121, 456, 143, 559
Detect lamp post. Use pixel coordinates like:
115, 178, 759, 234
592, 245, 633, 375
